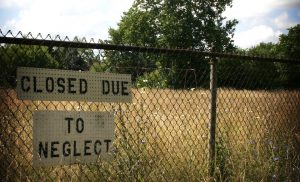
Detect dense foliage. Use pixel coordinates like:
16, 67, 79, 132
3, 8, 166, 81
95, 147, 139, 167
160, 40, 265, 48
0, 0, 299, 89
0, 45, 94, 87
103, 0, 299, 89
104, 0, 238, 88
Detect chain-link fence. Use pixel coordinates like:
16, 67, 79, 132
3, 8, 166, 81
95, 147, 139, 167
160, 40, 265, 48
0, 31, 300, 181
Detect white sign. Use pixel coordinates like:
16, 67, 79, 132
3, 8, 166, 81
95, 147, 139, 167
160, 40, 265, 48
33, 111, 114, 167
17, 67, 132, 102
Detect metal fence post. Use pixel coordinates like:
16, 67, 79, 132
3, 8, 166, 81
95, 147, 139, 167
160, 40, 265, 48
208, 57, 218, 178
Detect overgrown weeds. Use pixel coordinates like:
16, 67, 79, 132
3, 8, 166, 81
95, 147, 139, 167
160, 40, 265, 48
0, 88, 299, 181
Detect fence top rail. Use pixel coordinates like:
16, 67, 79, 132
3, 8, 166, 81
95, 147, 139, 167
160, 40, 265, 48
1, 36, 300, 64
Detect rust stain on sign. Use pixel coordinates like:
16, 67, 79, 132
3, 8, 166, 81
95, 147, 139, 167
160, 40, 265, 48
33, 111, 114, 167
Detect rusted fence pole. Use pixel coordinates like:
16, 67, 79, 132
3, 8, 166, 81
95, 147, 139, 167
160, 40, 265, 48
208, 57, 218, 178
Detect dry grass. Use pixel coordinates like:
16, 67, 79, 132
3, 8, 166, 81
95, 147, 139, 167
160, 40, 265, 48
0, 88, 300, 181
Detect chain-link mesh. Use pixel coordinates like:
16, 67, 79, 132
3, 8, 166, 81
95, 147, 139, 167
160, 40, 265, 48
0, 31, 300, 181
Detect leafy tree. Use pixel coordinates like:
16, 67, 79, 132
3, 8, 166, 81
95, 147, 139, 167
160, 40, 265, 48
0, 45, 59, 87
0, 45, 95, 87
48, 47, 94, 71
277, 24, 300, 88
218, 43, 282, 89
247, 42, 279, 56
109, 0, 237, 50
244, 43, 281, 89
278, 24, 300, 58
219, 24, 300, 89
105, 0, 238, 88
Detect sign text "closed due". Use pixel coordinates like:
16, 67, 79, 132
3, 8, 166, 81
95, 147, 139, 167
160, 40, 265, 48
17, 67, 132, 102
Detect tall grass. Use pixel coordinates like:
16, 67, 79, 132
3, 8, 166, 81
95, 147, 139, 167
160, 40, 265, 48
0, 88, 299, 181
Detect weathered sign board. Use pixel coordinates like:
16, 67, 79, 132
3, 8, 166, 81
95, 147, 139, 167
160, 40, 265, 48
33, 111, 114, 167
17, 67, 132, 103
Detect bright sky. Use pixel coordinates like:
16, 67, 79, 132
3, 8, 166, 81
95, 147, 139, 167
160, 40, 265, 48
0, 0, 299, 49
